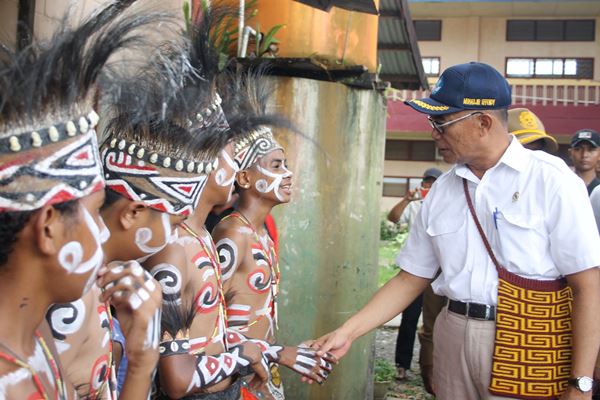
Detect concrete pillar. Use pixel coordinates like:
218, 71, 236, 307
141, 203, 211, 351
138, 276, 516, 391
271, 76, 386, 399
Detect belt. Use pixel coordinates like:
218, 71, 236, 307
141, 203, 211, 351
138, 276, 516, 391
448, 299, 496, 321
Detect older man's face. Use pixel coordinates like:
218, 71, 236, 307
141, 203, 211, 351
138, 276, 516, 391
429, 110, 482, 164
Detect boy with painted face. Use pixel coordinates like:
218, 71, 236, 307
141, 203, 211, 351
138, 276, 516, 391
141, 13, 333, 398
0, 3, 162, 399
211, 72, 328, 400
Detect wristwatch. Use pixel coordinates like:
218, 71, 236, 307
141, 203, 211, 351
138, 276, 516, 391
568, 376, 594, 392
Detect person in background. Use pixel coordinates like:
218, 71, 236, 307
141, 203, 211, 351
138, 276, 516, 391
508, 108, 558, 153
387, 168, 442, 383
569, 129, 600, 195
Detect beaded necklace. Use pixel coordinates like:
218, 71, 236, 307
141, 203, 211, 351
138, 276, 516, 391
0, 332, 65, 400
179, 222, 228, 350
221, 211, 280, 331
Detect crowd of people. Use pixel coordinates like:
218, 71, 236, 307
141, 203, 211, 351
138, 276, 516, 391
1, 2, 599, 400
0, 2, 334, 399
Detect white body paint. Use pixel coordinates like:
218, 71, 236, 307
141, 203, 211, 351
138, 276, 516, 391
0, 340, 57, 398
201, 268, 215, 281
57, 207, 108, 296
150, 263, 182, 304
135, 213, 173, 262
255, 165, 293, 202
214, 151, 239, 192
48, 298, 87, 353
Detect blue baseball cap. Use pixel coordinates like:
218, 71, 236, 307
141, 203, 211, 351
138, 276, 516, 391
405, 62, 512, 116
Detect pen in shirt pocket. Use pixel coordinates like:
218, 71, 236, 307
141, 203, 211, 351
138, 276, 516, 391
492, 207, 499, 230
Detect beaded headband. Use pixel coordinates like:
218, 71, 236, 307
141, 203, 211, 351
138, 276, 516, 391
101, 139, 216, 217
187, 93, 229, 133
233, 126, 283, 171
0, 110, 104, 212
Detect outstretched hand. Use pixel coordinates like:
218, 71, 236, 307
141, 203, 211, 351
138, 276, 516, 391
278, 345, 336, 384
311, 329, 353, 360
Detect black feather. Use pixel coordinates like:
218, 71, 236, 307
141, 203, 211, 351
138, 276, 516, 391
100, 3, 237, 162
160, 300, 196, 338
0, 1, 168, 139
219, 64, 297, 139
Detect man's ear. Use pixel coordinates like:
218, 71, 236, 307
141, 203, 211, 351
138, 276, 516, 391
478, 113, 494, 135
236, 170, 251, 190
119, 201, 148, 230
35, 205, 66, 256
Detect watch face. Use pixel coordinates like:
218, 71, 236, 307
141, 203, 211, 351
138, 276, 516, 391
578, 376, 594, 392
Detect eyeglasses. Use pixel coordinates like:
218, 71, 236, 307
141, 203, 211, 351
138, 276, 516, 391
428, 111, 483, 134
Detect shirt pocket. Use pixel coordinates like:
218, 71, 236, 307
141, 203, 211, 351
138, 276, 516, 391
496, 212, 546, 268
426, 213, 467, 262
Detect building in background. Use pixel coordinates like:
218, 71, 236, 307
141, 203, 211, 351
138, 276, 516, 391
382, 0, 600, 211
0, 0, 184, 47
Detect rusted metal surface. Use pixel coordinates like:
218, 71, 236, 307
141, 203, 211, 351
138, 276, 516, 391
221, 0, 380, 71
270, 76, 386, 399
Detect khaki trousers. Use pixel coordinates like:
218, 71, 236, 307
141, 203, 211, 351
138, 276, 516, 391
433, 308, 518, 400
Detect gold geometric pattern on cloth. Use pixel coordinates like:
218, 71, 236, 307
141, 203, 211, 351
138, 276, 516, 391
489, 276, 573, 400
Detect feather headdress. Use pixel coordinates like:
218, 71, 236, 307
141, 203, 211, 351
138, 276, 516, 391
100, 5, 243, 216
220, 66, 293, 170
0, 0, 160, 212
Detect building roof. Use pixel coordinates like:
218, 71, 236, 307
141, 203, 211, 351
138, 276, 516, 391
378, 0, 429, 90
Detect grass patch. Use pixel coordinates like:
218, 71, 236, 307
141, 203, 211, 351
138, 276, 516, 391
378, 214, 409, 287
378, 240, 401, 287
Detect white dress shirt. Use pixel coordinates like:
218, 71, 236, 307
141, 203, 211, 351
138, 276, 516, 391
399, 200, 422, 230
396, 137, 600, 305
591, 185, 600, 233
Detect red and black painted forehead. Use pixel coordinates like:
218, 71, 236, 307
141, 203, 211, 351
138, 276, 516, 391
0, 129, 104, 212
101, 141, 212, 217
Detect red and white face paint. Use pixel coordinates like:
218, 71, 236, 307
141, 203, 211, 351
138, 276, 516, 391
57, 206, 109, 296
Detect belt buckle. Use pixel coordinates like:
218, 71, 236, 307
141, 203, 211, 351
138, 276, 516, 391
470, 303, 493, 321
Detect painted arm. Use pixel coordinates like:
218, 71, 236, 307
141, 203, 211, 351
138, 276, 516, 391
560, 268, 600, 400
225, 329, 334, 383
158, 335, 268, 399
312, 271, 430, 360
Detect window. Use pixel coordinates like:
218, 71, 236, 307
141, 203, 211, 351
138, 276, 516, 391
414, 20, 441, 41
506, 58, 593, 79
507, 20, 595, 41
382, 176, 422, 198
385, 140, 436, 161
422, 57, 440, 76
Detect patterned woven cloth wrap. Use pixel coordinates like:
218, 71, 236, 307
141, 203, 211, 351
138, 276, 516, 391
490, 269, 572, 399
462, 178, 573, 399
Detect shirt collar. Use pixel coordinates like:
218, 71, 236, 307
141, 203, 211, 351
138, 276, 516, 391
454, 135, 530, 181
499, 135, 530, 173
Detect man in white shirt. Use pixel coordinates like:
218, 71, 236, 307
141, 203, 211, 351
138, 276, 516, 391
314, 62, 600, 400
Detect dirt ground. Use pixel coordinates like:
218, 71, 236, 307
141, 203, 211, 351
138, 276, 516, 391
375, 327, 435, 400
